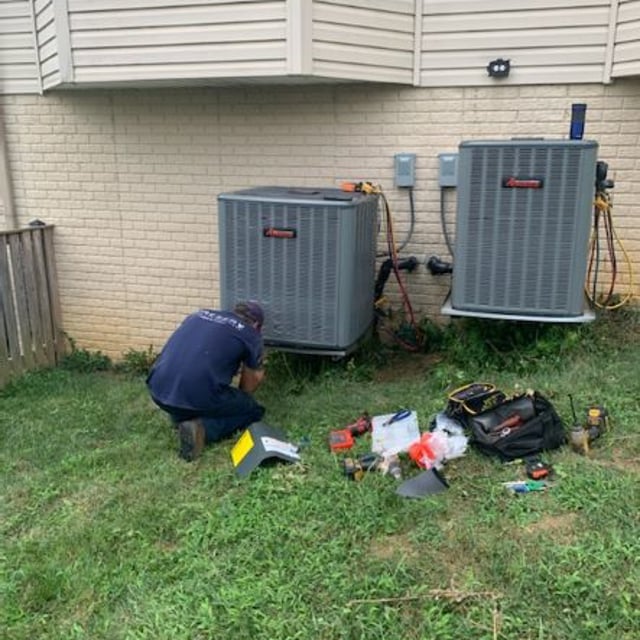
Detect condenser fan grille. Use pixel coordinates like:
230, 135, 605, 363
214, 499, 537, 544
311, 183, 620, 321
452, 140, 597, 318
219, 187, 378, 352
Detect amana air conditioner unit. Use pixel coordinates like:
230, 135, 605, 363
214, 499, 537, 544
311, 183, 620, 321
447, 139, 598, 321
218, 186, 379, 354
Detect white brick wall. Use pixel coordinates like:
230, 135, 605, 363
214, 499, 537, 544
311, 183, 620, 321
1, 81, 639, 358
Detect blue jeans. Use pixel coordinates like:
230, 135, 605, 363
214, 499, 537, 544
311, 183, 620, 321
153, 387, 265, 443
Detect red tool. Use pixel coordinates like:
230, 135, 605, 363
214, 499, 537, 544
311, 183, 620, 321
328, 429, 355, 452
328, 414, 372, 452
525, 456, 551, 480
489, 413, 522, 434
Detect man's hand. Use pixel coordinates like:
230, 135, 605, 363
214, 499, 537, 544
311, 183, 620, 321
239, 365, 265, 393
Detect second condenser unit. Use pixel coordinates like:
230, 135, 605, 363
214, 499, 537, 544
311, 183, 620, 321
449, 139, 598, 320
218, 186, 379, 354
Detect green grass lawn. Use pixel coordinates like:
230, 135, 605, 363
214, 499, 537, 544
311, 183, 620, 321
1, 312, 639, 640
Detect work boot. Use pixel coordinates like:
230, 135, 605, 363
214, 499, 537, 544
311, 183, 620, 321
178, 419, 205, 462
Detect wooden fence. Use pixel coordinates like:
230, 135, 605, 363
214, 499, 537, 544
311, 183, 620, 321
0, 225, 65, 386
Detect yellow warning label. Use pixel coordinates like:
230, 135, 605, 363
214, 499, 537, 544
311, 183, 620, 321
231, 429, 254, 467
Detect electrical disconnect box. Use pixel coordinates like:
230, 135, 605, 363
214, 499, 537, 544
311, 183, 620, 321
448, 139, 598, 321
394, 153, 416, 187
218, 186, 379, 355
438, 153, 458, 187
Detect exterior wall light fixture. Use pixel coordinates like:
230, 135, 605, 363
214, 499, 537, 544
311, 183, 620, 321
487, 58, 510, 78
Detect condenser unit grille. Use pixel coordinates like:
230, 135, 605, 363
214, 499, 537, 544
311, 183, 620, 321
219, 187, 378, 352
452, 140, 598, 318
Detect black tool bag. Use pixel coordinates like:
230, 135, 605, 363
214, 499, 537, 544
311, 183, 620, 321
448, 385, 567, 460
446, 382, 507, 420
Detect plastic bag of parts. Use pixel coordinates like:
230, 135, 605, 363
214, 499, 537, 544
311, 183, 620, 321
408, 413, 469, 470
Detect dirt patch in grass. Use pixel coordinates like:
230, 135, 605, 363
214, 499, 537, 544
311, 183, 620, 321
374, 352, 444, 384
592, 449, 640, 474
369, 532, 419, 560
522, 512, 577, 540
609, 456, 640, 473
369, 530, 471, 588
155, 540, 178, 553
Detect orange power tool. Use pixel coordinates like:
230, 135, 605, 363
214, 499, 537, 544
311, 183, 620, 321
328, 414, 372, 452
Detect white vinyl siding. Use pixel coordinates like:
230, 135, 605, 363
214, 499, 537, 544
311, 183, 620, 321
66, 0, 289, 84
421, 0, 612, 86
311, 0, 415, 84
612, 0, 640, 76
33, 0, 61, 90
2, 1, 640, 94
0, 0, 39, 93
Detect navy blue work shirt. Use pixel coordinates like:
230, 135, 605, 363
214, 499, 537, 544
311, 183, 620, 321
147, 309, 263, 411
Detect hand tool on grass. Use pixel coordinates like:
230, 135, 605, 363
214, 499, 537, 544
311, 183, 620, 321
503, 480, 547, 494
328, 413, 372, 452
343, 453, 382, 481
524, 456, 551, 480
